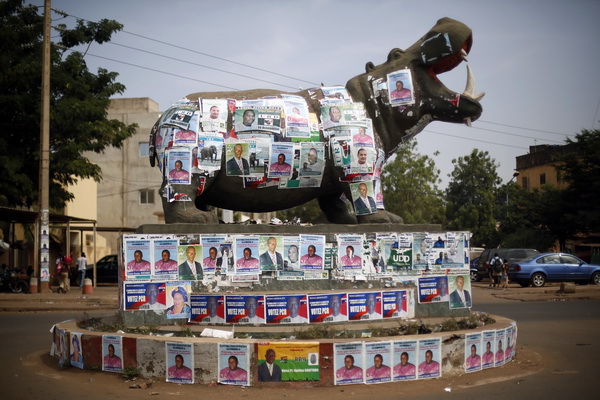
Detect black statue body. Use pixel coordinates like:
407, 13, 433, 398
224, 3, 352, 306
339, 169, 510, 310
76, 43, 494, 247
149, 18, 483, 224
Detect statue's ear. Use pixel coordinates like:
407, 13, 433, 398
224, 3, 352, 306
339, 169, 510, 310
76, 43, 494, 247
365, 61, 375, 73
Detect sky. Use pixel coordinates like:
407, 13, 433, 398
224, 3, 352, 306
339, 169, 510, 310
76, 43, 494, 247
29, 0, 600, 188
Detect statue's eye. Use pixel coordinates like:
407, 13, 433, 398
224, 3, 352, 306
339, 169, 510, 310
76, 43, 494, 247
387, 48, 405, 62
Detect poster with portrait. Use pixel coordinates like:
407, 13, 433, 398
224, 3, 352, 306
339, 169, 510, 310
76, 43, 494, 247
200, 236, 221, 275
307, 293, 347, 323
448, 274, 472, 309
298, 142, 325, 177
265, 294, 308, 324
196, 133, 223, 172
495, 328, 506, 367
161, 104, 197, 130
283, 97, 310, 138
40, 267, 49, 282
69, 331, 84, 369
387, 69, 415, 106
347, 292, 382, 321
382, 290, 409, 319
350, 181, 377, 216
392, 340, 418, 381
349, 146, 375, 174
173, 126, 197, 146
364, 341, 392, 384
268, 143, 294, 178
412, 233, 433, 269
153, 239, 179, 279
124, 282, 166, 311
124, 238, 152, 280
337, 234, 364, 273
465, 332, 482, 373
257, 342, 319, 382
177, 244, 203, 281
190, 294, 226, 324
258, 235, 285, 271
334, 342, 364, 385
166, 148, 192, 185
219, 343, 250, 386
299, 234, 325, 270
351, 122, 375, 148
166, 342, 194, 384
165, 281, 192, 320
417, 338, 441, 379
283, 236, 300, 271
201, 98, 228, 133
481, 330, 496, 369
102, 335, 123, 373
505, 324, 515, 363
444, 231, 467, 268
225, 142, 252, 177
234, 236, 260, 275
225, 295, 265, 324
418, 276, 449, 303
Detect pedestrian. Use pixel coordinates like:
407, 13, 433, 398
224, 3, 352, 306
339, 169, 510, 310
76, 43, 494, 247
77, 252, 87, 288
56, 254, 69, 293
501, 261, 509, 290
488, 253, 503, 288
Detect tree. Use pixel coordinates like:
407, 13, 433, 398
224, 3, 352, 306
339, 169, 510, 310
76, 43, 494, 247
277, 199, 328, 224
380, 140, 445, 224
0, 0, 137, 210
445, 149, 501, 247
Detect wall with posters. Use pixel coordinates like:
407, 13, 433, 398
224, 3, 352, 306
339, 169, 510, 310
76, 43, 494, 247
118, 228, 473, 326
51, 316, 517, 387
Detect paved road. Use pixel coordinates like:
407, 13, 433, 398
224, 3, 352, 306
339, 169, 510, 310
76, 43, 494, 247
1, 284, 599, 399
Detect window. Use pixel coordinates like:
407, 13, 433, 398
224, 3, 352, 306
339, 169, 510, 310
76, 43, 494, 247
139, 189, 155, 204
521, 176, 529, 190
139, 142, 149, 157
539, 173, 546, 185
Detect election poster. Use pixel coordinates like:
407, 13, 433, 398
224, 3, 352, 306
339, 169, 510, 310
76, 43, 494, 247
268, 143, 295, 178
382, 290, 409, 319
166, 342, 194, 384
347, 292, 382, 321
265, 294, 308, 324
505, 324, 516, 363
201, 98, 228, 133
176, 244, 203, 280
225, 142, 252, 177
218, 343, 250, 386
69, 331, 84, 369
495, 328, 506, 367
124, 282, 166, 311
448, 274, 472, 309
257, 342, 319, 382
364, 341, 392, 384
417, 338, 441, 379
299, 234, 325, 270
350, 181, 377, 215
124, 238, 152, 280
465, 332, 482, 373
258, 235, 285, 271
165, 281, 192, 320
225, 295, 265, 324
201, 235, 224, 275
153, 239, 179, 279
190, 294, 226, 324
234, 236, 260, 275
337, 234, 364, 273
386, 245, 413, 273
392, 340, 418, 381
283, 236, 300, 271
102, 335, 123, 373
444, 231, 467, 268
161, 104, 197, 130
298, 142, 325, 177
481, 330, 496, 369
307, 293, 347, 323
334, 342, 364, 385
418, 276, 449, 303
413, 233, 433, 269
387, 69, 415, 106
196, 133, 223, 172
166, 148, 192, 185
283, 97, 310, 138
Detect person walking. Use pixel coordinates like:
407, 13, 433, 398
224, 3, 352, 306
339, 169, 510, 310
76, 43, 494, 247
56, 254, 69, 293
77, 252, 87, 288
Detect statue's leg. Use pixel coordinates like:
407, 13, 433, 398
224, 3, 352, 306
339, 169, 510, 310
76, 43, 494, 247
317, 193, 357, 224
357, 209, 404, 224
160, 176, 219, 224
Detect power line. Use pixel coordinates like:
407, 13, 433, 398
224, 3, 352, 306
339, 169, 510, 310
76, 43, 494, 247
477, 120, 573, 137
470, 126, 565, 145
422, 129, 529, 150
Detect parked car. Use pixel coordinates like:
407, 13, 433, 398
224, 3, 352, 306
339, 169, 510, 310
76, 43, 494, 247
508, 253, 600, 287
474, 248, 540, 281
77, 254, 119, 285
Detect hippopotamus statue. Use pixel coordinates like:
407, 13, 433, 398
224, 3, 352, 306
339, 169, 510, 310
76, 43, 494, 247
149, 17, 483, 224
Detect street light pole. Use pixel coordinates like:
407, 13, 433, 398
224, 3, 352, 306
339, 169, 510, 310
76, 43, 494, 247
506, 171, 520, 218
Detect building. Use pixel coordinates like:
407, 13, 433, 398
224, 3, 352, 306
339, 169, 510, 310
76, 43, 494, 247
515, 144, 575, 191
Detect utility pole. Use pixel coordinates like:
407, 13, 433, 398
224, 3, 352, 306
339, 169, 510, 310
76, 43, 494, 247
38, 0, 51, 293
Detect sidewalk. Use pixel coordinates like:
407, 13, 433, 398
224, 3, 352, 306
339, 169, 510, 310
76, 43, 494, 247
0, 285, 118, 312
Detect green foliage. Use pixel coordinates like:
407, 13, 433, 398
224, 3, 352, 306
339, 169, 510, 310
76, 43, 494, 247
0, 0, 137, 209
381, 140, 445, 224
445, 149, 501, 247
276, 198, 328, 224
122, 366, 140, 380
